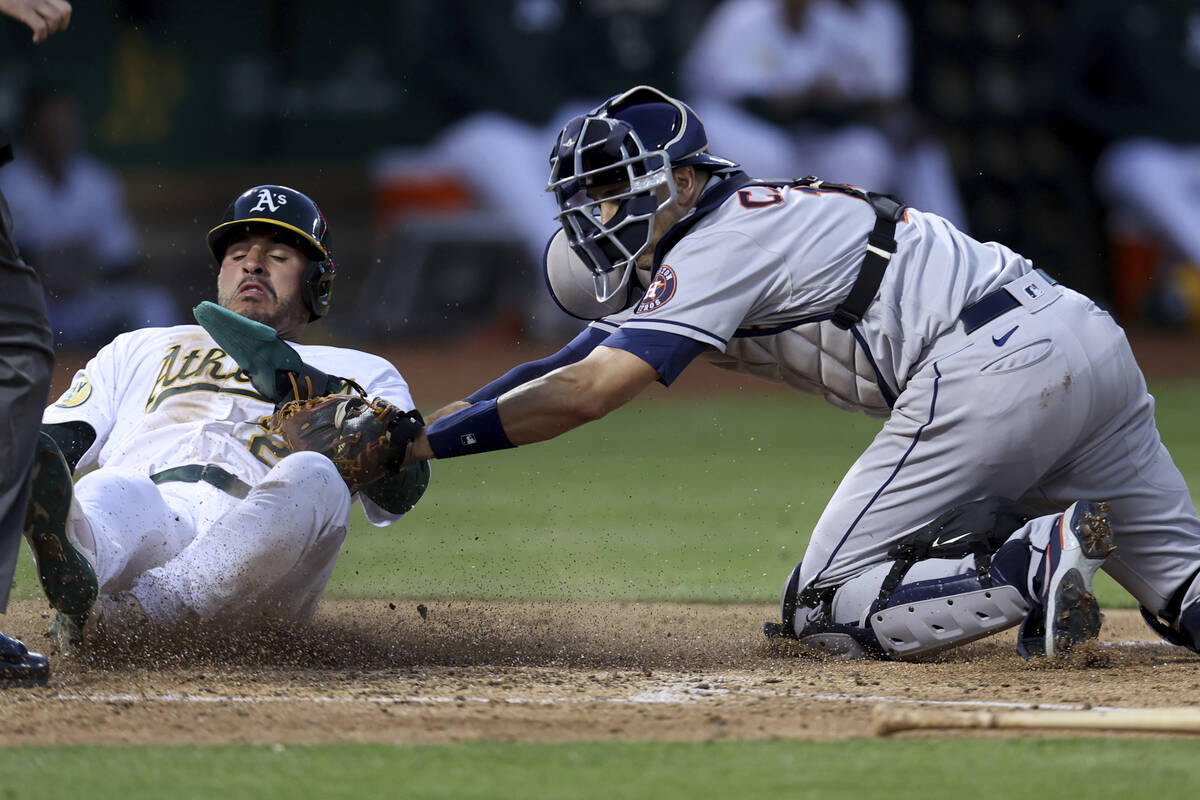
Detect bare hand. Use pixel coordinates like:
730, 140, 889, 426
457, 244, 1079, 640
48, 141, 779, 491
0, 0, 71, 43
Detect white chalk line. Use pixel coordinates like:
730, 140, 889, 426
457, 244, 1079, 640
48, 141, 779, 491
45, 688, 1154, 715
31, 640, 1188, 712
46, 643, 1180, 716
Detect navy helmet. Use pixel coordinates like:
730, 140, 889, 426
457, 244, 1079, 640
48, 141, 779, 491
547, 86, 738, 303
207, 185, 337, 320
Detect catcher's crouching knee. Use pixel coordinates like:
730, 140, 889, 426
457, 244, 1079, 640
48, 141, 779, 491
268, 451, 352, 511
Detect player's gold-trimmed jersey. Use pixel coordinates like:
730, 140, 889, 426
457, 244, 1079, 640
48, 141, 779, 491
43, 325, 414, 526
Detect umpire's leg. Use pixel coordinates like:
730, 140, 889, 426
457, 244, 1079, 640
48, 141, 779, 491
0, 151, 56, 683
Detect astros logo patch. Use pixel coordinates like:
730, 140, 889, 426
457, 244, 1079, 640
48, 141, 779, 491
635, 265, 677, 314
54, 374, 92, 408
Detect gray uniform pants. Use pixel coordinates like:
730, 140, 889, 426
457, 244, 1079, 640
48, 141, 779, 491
801, 285, 1200, 619
0, 165, 55, 612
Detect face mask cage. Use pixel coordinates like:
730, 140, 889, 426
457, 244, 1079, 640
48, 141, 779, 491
548, 114, 677, 303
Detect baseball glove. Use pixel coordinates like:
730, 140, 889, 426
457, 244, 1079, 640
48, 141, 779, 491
269, 393, 424, 494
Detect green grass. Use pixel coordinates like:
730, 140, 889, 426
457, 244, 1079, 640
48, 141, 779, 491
7, 381, 1200, 795
13, 380, 1200, 608
4, 739, 1200, 799
329, 378, 1200, 609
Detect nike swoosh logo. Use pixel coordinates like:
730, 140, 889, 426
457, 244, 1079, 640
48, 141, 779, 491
933, 532, 972, 547
992, 325, 1019, 346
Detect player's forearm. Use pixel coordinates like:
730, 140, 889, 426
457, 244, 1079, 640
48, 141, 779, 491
493, 367, 616, 444
416, 347, 657, 462
410, 369, 596, 462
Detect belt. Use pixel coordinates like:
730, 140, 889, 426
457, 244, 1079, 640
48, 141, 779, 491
959, 268, 1058, 334
150, 464, 251, 499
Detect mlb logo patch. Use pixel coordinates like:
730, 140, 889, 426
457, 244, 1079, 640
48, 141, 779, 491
1023, 280, 1044, 300
635, 265, 678, 314
461, 433, 477, 446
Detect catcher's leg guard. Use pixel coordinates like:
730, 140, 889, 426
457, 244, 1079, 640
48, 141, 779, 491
772, 522, 1036, 662
765, 499, 1039, 660
867, 540, 1031, 659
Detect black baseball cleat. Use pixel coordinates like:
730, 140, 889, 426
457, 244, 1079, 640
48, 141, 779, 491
23, 431, 98, 650
1017, 500, 1116, 659
1, 630, 49, 687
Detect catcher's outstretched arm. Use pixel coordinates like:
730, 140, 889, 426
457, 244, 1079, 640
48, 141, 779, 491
496, 345, 658, 443
463, 327, 608, 405
425, 327, 610, 425
413, 345, 658, 460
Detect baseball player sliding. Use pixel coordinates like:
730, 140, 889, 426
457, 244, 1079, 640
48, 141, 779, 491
24, 185, 428, 653
216, 87, 1200, 661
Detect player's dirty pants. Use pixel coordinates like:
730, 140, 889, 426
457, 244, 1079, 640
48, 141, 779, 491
798, 287, 1200, 630
69, 451, 352, 624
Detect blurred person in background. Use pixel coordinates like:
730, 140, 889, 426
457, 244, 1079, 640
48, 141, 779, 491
1064, 0, 1200, 327
681, 0, 968, 229
0, 86, 178, 348
0, 0, 72, 687
404, 0, 702, 341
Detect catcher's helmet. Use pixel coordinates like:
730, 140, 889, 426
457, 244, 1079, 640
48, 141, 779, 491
207, 185, 336, 320
547, 85, 738, 304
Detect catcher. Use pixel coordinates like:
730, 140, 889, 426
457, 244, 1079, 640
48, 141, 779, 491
24, 184, 426, 652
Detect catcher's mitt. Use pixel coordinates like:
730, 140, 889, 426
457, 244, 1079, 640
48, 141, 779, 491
269, 393, 424, 494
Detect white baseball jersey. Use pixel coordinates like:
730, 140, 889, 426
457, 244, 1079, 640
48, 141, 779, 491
42, 324, 417, 624
581, 172, 1200, 623
44, 324, 412, 526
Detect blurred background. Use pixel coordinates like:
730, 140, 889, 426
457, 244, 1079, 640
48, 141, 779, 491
2, 0, 1199, 367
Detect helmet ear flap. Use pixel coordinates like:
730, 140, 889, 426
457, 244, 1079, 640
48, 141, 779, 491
301, 258, 336, 321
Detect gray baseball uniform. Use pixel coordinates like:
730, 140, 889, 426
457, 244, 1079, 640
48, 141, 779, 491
535, 171, 1200, 643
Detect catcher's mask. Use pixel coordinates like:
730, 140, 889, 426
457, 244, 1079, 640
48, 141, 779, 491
207, 184, 336, 321
547, 85, 737, 304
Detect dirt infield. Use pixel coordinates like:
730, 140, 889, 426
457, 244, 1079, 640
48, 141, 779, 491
1, 602, 1197, 746
11, 328, 1198, 746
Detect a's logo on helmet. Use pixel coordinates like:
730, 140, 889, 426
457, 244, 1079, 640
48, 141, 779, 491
635, 265, 677, 314
249, 188, 288, 213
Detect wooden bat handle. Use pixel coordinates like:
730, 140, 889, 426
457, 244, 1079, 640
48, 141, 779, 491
874, 706, 1200, 736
